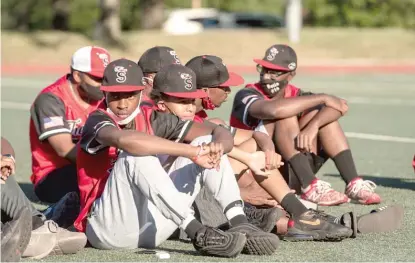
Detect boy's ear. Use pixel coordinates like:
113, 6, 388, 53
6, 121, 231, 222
156, 101, 166, 111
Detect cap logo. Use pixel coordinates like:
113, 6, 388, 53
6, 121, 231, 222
266, 47, 278, 61
180, 73, 193, 90
169, 51, 181, 64
114, 66, 128, 83
288, 62, 296, 70
97, 53, 109, 67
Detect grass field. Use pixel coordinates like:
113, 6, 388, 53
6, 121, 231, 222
1, 72, 415, 262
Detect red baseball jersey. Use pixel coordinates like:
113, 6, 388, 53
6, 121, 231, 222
74, 104, 194, 232
29, 75, 101, 185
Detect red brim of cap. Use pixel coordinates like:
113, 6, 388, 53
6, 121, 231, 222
220, 72, 245, 87
100, 85, 146, 92
253, 59, 290, 71
88, 69, 105, 78
163, 89, 208, 99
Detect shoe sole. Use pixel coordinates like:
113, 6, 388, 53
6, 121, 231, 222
197, 232, 247, 258
51, 234, 87, 255
1, 207, 33, 262
243, 232, 280, 255
358, 205, 404, 234
283, 228, 350, 242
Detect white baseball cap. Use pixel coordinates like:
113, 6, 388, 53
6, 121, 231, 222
71, 46, 110, 78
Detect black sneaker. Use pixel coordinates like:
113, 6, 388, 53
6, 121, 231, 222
243, 203, 284, 233
284, 210, 353, 241
43, 192, 80, 229
228, 223, 279, 255
193, 227, 246, 258
1, 207, 33, 262
312, 209, 357, 238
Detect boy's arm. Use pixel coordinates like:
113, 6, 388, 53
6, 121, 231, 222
150, 111, 234, 154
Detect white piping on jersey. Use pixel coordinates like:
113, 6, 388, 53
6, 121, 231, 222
242, 97, 259, 126
175, 121, 190, 142
39, 128, 71, 141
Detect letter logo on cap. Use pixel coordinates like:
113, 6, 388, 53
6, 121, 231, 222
266, 47, 279, 61
180, 73, 193, 90
97, 53, 110, 67
114, 66, 128, 83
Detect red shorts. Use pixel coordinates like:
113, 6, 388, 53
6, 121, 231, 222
412, 155, 415, 172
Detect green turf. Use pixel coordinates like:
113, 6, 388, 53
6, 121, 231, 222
1, 73, 415, 262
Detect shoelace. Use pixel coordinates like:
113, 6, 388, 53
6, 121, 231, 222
244, 206, 264, 222
315, 180, 333, 194
349, 180, 377, 195
198, 228, 226, 246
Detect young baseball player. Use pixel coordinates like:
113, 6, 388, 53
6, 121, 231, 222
138, 45, 182, 101
74, 59, 279, 257
150, 62, 353, 242
230, 44, 381, 206
29, 46, 110, 204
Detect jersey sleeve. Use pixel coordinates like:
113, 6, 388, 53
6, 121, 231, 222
30, 93, 71, 141
232, 88, 263, 128
150, 111, 193, 143
80, 111, 117, 154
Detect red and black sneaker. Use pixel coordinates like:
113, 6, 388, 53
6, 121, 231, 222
283, 210, 352, 241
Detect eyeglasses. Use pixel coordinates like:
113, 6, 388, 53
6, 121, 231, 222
256, 64, 291, 76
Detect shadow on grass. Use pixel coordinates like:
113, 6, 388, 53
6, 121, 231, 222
18, 182, 40, 203
324, 174, 415, 191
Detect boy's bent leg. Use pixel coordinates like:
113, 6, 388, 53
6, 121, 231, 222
318, 121, 381, 204
87, 153, 198, 250
273, 117, 348, 206
1, 175, 45, 227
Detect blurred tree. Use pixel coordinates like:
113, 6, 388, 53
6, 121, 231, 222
94, 0, 124, 47
140, 0, 165, 29
52, 0, 69, 30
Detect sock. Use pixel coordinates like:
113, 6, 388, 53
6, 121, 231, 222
288, 153, 316, 188
32, 215, 44, 230
280, 193, 308, 217
224, 201, 248, 226
332, 150, 359, 184
183, 218, 204, 240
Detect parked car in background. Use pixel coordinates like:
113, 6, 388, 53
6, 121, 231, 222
163, 8, 284, 35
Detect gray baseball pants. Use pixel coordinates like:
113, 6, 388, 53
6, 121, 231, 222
85, 135, 244, 249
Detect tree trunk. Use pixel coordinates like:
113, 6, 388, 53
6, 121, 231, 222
52, 0, 69, 30
140, 0, 164, 29
95, 0, 124, 47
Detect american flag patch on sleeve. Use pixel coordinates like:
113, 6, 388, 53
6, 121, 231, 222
43, 116, 64, 129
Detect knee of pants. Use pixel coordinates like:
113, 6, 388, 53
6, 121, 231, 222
190, 135, 213, 146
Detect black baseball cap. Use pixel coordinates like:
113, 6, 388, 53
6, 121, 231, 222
138, 46, 181, 73
254, 44, 297, 71
153, 64, 207, 99
101, 58, 145, 92
185, 55, 244, 88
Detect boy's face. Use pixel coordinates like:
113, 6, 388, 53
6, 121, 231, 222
157, 96, 196, 121
258, 65, 296, 97
204, 86, 231, 107
106, 91, 141, 119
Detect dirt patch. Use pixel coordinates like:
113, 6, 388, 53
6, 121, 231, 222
2, 28, 415, 67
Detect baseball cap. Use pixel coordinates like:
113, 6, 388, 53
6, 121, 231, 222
71, 46, 110, 78
185, 55, 244, 88
100, 58, 145, 92
153, 64, 207, 99
253, 44, 297, 71
138, 46, 181, 73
